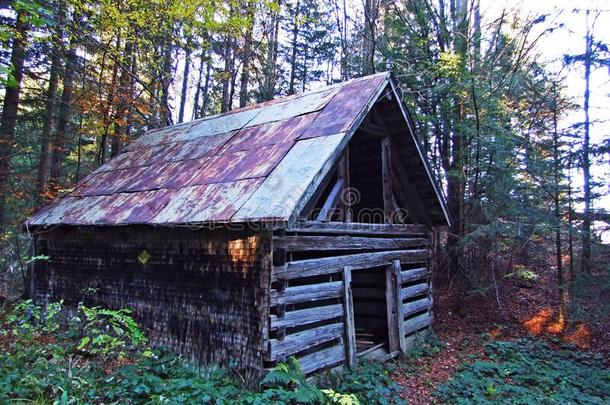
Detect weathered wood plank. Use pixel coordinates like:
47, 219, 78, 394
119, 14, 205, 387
393, 260, 407, 353
381, 137, 393, 223
316, 178, 344, 221
268, 323, 343, 361
274, 249, 428, 280
270, 304, 343, 331
385, 263, 399, 353
273, 235, 428, 252
288, 220, 428, 236
342, 267, 356, 367
271, 281, 343, 306
403, 297, 433, 318
299, 341, 345, 375
400, 267, 429, 284
404, 312, 433, 336
401, 283, 429, 301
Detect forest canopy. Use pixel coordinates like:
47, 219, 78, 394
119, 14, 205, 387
0, 0, 607, 312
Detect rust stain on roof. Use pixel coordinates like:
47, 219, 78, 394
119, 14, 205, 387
28, 73, 394, 228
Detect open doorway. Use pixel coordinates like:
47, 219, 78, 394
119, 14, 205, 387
351, 266, 389, 357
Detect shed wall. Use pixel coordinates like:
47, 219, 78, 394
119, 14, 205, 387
33, 226, 271, 382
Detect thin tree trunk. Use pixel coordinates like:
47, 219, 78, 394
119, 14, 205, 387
581, 11, 592, 274
193, 47, 205, 119
37, 6, 64, 201
178, 42, 191, 123
288, 0, 301, 95
552, 82, 565, 313
264, 1, 281, 100
239, 2, 255, 108
221, 35, 234, 112
111, 41, 133, 157
0, 11, 28, 226
49, 23, 79, 195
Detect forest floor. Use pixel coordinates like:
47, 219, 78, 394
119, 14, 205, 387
393, 255, 610, 405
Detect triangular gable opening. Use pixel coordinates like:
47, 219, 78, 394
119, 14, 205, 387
300, 84, 438, 227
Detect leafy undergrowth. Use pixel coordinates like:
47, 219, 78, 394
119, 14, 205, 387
0, 300, 404, 404
435, 338, 609, 404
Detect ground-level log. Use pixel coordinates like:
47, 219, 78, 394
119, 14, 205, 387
274, 249, 428, 280
273, 235, 428, 252
288, 220, 428, 236
267, 322, 343, 362
299, 340, 345, 375
404, 312, 433, 336
402, 297, 432, 318
401, 283, 429, 301
270, 304, 343, 331
271, 281, 342, 306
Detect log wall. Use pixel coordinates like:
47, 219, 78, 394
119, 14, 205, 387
268, 221, 431, 374
33, 226, 271, 383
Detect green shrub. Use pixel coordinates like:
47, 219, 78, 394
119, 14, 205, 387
0, 300, 408, 404
435, 338, 610, 404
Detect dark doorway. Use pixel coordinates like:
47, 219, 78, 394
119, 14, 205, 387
351, 266, 389, 355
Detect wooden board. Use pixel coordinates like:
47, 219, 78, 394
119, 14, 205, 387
273, 235, 428, 252
270, 304, 343, 330
400, 267, 429, 283
299, 341, 345, 375
271, 281, 342, 306
342, 267, 357, 367
401, 283, 429, 301
288, 220, 428, 236
267, 323, 343, 361
274, 249, 428, 281
404, 312, 433, 336
403, 297, 433, 318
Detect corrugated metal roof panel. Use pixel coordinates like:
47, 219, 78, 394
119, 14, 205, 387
151, 179, 263, 224
232, 133, 347, 222
300, 73, 388, 139
28, 72, 445, 228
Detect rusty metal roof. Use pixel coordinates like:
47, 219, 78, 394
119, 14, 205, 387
27, 72, 450, 229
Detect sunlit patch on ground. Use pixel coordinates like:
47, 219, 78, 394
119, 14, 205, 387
522, 307, 592, 348
523, 308, 553, 335
563, 323, 592, 349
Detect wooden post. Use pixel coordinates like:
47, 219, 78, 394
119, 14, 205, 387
381, 137, 392, 223
342, 266, 356, 368
385, 259, 405, 355
338, 150, 351, 222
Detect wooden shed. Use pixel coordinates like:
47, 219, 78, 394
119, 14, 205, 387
27, 72, 450, 381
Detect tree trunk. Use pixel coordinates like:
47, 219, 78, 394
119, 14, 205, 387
361, 0, 377, 75
221, 35, 234, 112
49, 26, 78, 196
111, 41, 133, 157
239, 2, 255, 108
264, 1, 282, 100
0, 11, 28, 226
581, 12, 592, 274
288, 0, 301, 95
193, 47, 205, 119
178, 42, 191, 123
37, 6, 64, 201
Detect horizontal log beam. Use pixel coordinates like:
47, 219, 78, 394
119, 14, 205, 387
299, 341, 345, 375
273, 235, 428, 252
403, 297, 433, 318
271, 281, 343, 306
404, 312, 433, 336
400, 267, 430, 284
401, 283, 429, 301
270, 304, 343, 331
274, 249, 428, 281
288, 220, 428, 236
268, 323, 343, 362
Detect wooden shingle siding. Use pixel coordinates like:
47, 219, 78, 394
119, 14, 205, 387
34, 227, 271, 384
